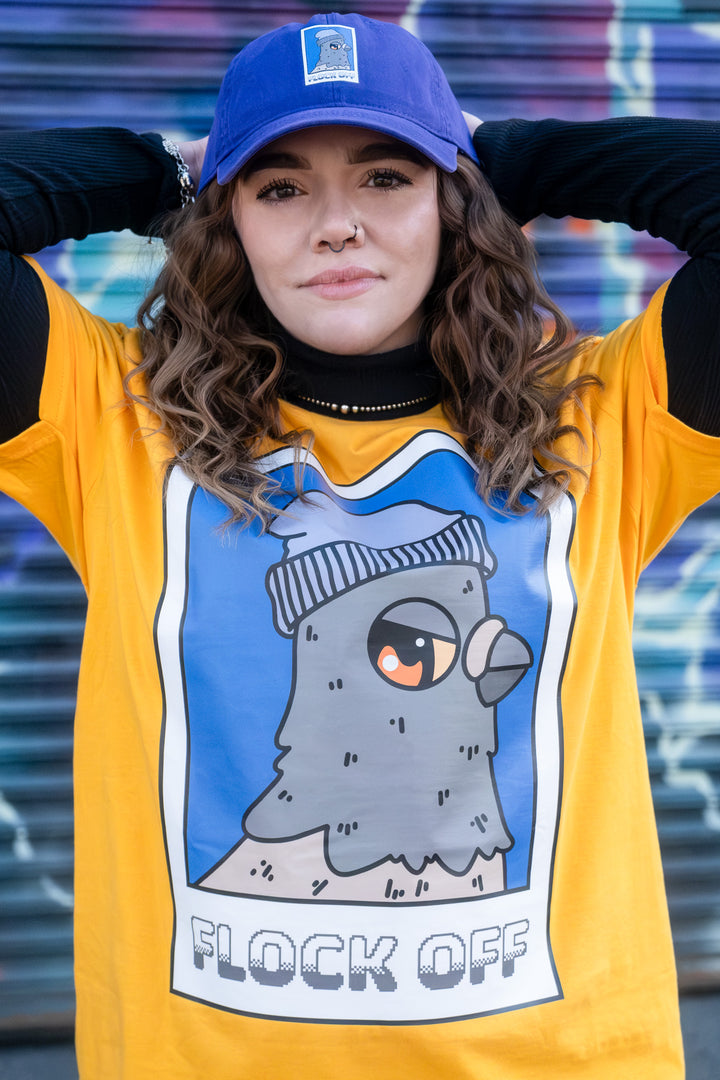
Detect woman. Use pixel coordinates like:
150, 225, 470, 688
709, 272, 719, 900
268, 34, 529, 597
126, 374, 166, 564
1, 12, 719, 1079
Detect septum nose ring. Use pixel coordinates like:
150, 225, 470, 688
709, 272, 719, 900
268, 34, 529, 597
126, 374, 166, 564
328, 224, 358, 254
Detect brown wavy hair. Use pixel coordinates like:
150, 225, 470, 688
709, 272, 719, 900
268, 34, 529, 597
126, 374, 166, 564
131, 155, 599, 525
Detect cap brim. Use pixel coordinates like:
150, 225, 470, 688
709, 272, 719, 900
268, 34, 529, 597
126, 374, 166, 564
202, 106, 478, 190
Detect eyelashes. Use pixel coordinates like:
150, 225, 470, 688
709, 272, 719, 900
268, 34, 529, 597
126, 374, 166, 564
255, 177, 299, 201
254, 167, 414, 201
366, 167, 413, 188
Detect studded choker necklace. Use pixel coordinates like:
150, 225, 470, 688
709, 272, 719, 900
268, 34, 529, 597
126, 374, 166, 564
295, 392, 436, 416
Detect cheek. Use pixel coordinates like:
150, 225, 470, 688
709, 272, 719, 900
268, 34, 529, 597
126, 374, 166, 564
423, 212, 442, 277
231, 196, 284, 294
233, 224, 269, 289
401, 192, 441, 278
404, 207, 441, 292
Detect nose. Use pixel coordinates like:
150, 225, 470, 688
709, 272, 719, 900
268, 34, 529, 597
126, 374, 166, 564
311, 192, 363, 253
462, 617, 533, 707
327, 224, 358, 253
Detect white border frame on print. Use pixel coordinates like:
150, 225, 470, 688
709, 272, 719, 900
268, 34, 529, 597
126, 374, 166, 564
157, 432, 574, 1024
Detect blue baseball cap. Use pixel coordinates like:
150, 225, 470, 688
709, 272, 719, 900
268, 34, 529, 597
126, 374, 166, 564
199, 12, 478, 191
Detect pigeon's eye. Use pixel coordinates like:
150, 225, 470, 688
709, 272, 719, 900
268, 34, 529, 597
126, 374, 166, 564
367, 600, 459, 690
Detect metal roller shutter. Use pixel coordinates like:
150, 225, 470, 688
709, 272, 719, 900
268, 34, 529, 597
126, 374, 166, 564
0, 0, 719, 1029
0, 499, 82, 1033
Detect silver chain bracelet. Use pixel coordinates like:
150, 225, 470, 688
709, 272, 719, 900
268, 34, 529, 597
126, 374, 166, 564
161, 137, 195, 208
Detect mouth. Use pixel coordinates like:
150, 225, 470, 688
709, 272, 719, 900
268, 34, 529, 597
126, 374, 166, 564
301, 266, 381, 300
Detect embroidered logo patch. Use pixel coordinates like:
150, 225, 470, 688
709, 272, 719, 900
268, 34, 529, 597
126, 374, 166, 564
301, 24, 359, 86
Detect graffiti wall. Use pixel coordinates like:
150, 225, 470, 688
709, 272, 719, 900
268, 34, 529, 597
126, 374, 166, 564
0, 0, 719, 1028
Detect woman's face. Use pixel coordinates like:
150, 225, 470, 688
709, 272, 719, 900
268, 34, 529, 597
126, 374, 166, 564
232, 125, 441, 355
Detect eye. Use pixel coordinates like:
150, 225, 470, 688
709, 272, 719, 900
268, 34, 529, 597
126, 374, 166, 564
366, 167, 412, 190
368, 600, 459, 690
256, 177, 301, 201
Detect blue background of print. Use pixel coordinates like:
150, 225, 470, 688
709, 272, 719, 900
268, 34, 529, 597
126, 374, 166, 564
302, 24, 355, 73
182, 445, 559, 892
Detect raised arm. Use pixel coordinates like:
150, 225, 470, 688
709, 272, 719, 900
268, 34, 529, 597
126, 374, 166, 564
466, 116, 720, 435
0, 128, 192, 442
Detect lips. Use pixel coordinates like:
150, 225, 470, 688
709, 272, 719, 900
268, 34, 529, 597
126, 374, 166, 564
301, 266, 381, 300
303, 266, 379, 286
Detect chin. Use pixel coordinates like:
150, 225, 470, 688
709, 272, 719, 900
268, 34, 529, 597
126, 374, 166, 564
318, 340, 385, 356
294, 324, 416, 357
282, 305, 420, 357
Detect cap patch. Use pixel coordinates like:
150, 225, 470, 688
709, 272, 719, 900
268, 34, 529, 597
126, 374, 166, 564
301, 24, 359, 86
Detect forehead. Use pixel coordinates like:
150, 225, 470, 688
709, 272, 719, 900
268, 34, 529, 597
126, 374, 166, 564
242, 124, 432, 173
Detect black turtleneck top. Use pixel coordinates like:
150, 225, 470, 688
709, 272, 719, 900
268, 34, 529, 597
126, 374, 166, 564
1, 120, 720, 442
277, 333, 439, 420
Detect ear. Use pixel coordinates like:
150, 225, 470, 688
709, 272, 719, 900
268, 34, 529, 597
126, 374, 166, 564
463, 617, 533, 707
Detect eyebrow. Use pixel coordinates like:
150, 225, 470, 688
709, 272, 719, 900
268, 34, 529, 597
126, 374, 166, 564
346, 141, 429, 167
241, 139, 430, 178
242, 151, 311, 177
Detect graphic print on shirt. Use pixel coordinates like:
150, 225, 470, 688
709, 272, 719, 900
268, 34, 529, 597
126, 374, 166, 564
157, 431, 575, 1023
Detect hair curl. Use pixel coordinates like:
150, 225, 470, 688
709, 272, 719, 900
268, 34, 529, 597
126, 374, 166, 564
130, 155, 598, 525
430, 157, 598, 512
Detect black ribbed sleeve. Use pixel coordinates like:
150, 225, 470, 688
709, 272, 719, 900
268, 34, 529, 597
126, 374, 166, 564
0, 128, 180, 441
473, 117, 720, 434
0, 127, 180, 250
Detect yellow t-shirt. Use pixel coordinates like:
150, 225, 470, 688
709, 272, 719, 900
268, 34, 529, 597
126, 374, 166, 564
1, 262, 719, 1079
